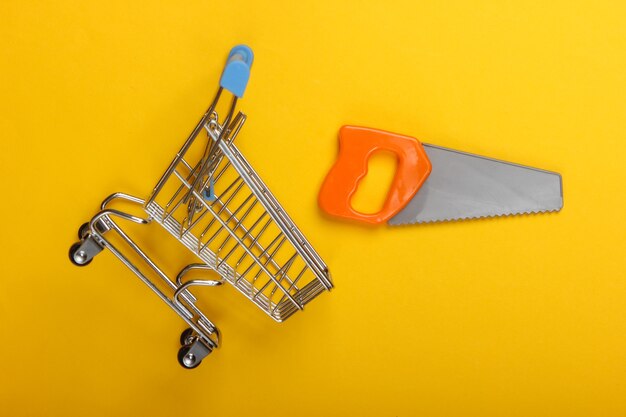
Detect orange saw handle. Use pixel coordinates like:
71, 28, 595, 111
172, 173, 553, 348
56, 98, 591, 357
319, 125, 432, 224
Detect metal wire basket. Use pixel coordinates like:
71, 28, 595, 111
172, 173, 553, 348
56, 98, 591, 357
69, 45, 333, 369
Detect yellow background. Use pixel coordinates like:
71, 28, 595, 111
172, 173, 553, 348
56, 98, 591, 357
1, 1, 625, 416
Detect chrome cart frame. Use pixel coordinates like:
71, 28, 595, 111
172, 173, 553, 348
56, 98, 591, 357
69, 46, 333, 369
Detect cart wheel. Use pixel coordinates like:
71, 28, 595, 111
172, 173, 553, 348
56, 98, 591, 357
178, 345, 202, 369
69, 242, 92, 267
78, 222, 90, 239
180, 328, 194, 346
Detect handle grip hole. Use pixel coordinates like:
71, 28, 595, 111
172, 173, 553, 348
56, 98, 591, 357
350, 151, 398, 214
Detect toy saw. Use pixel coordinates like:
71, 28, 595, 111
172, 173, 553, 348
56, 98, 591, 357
319, 126, 563, 225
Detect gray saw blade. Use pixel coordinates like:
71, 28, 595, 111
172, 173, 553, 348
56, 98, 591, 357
388, 144, 563, 225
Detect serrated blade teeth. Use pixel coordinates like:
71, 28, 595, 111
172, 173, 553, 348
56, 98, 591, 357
405, 207, 561, 225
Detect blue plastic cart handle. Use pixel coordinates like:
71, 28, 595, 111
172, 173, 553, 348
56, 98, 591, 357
219, 45, 254, 98
202, 178, 216, 202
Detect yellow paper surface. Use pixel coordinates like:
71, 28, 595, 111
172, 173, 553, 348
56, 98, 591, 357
1, 1, 625, 416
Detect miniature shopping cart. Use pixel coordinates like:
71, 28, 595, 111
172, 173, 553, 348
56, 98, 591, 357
68, 45, 333, 369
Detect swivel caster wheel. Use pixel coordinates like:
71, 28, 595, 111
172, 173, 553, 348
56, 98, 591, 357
180, 328, 195, 346
78, 222, 90, 239
178, 345, 202, 369
69, 242, 92, 267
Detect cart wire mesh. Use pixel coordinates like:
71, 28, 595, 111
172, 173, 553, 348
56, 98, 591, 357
144, 111, 332, 322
